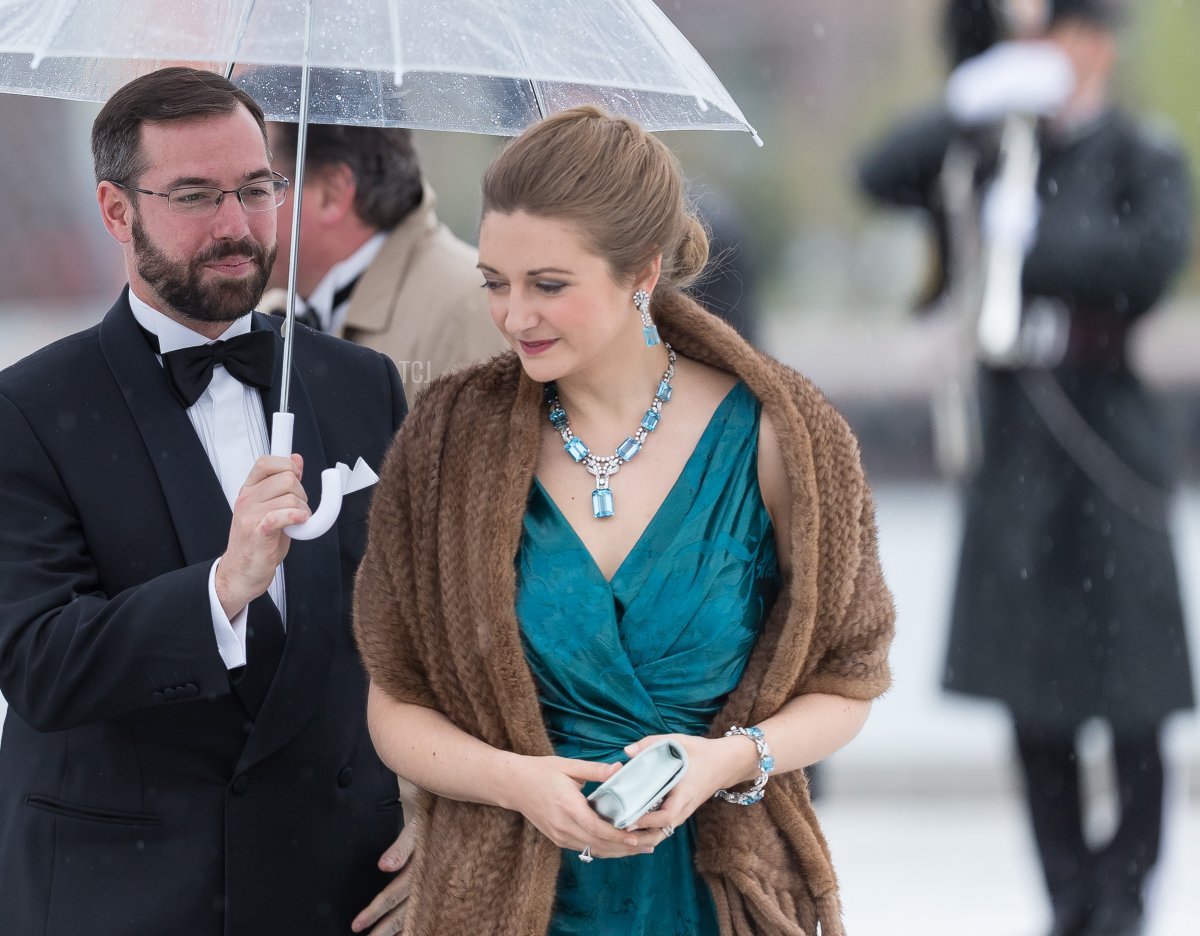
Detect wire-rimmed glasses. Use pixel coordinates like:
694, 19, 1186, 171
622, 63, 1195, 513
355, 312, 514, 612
110, 172, 290, 215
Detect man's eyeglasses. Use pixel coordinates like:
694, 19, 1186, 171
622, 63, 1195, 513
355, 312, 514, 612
110, 172, 290, 216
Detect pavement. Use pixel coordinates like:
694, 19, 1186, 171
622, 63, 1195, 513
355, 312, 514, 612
812, 481, 1199, 936
816, 791, 1199, 936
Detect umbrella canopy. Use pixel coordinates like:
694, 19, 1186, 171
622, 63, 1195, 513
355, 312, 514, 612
0, 0, 760, 539
0, 0, 759, 141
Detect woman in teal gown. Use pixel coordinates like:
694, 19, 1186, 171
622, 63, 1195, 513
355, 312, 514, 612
519, 382, 780, 934
353, 105, 892, 936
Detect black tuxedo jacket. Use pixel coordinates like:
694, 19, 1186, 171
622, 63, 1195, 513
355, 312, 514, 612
0, 291, 407, 935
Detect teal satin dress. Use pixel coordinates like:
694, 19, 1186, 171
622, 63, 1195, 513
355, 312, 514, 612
516, 383, 781, 936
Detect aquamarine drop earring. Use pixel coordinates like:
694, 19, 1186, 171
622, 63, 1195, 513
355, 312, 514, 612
635, 289, 660, 347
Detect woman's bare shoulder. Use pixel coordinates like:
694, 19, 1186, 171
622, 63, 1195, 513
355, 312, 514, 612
756, 408, 790, 562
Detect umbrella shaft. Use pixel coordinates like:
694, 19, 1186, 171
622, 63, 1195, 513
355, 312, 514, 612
279, 0, 315, 415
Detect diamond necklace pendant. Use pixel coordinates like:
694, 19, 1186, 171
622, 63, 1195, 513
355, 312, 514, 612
545, 344, 676, 519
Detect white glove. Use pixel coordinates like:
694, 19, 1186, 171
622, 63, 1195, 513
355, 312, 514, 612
982, 174, 1041, 254
946, 41, 1075, 125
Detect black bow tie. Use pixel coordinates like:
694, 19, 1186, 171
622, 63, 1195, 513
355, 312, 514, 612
155, 329, 277, 408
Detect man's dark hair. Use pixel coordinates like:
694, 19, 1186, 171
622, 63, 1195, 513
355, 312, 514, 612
942, 0, 1003, 67
273, 123, 424, 231
91, 66, 269, 186
1049, 0, 1124, 28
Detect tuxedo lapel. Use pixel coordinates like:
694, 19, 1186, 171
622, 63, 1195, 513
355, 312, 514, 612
98, 292, 232, 567
102, 299, 340, 769
237, 315, 339, 772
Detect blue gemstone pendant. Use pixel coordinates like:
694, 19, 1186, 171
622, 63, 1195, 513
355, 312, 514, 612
591, 488, 615, 519
543, 344, 674, 522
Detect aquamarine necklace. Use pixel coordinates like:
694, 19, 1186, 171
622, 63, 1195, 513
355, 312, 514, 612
545, 343, 676, 519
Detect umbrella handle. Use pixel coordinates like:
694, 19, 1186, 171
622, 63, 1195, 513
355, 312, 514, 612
270, 412, 343, 541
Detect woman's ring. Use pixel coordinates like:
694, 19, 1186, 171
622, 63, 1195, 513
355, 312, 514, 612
578, 845, 594, 863
662, 824, 675, 838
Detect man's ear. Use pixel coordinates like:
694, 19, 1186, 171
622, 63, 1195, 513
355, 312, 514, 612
310, 162, 358, 226
97, 181, 135, 244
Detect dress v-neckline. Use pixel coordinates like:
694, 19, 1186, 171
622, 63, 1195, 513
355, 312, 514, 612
531, 383, 744, 588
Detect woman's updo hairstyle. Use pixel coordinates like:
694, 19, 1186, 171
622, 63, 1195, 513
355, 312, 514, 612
481, 105, 709, 295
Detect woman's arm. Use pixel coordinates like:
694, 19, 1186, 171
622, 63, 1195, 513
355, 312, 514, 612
366, 683, 648, 858
621, 691, 869, 845
751, 406, 876, 766
729, 690, 870, 780
368, 682, 524, 807
607, 407, 876, 841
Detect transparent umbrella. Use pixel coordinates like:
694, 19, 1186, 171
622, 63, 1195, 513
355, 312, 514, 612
0, 0, 759, 137
0, 0, 760, 537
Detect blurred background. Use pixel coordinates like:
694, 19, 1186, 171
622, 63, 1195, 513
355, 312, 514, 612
1, 0, 1197, 933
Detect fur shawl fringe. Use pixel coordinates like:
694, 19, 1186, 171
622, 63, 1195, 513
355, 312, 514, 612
354, 293, 895, 935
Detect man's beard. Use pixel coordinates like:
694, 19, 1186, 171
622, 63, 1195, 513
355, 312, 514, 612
131, 215, 278, 324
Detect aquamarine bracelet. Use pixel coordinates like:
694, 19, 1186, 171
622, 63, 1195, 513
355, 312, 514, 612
714, 725, 774, 806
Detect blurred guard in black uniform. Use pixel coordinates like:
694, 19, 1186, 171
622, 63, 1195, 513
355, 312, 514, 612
859, 3, 1195, 935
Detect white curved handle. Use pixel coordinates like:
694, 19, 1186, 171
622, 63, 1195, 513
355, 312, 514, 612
284, 467, 344, 540
271, 412, 343, 540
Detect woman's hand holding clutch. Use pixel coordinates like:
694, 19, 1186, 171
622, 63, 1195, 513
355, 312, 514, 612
499, 755, 651, 859
617, 733, 759, 848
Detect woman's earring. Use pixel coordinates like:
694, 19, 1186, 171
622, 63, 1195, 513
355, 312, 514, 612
635, 289, 660, 347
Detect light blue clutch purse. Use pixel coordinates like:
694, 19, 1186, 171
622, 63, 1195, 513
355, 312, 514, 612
586, 739, 689, 830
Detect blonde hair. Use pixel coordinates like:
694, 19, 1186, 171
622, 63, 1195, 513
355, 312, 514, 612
481, 106, 709, 293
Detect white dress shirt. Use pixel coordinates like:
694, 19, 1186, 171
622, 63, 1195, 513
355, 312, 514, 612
303, 231, 386, 333
128, 289, 285, 670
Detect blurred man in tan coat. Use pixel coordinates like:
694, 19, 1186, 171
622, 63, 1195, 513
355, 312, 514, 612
263, 124, 504, 403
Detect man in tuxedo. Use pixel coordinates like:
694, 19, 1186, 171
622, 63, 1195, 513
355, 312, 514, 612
261, 122, 504, 403
0, 67, 409, 935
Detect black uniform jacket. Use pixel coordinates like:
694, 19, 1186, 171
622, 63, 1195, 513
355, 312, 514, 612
0, 291, 406, 935
863, 108, 1195, 728
949, 111, 1194, 729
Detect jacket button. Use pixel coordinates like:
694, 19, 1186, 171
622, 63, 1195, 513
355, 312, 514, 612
231, 775, 249, 796
337, 767, 354, 788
